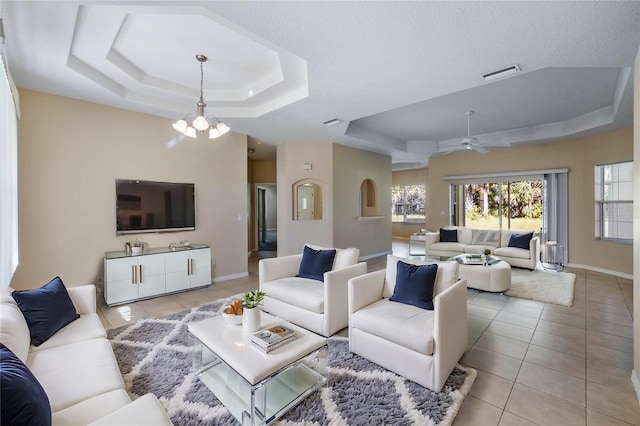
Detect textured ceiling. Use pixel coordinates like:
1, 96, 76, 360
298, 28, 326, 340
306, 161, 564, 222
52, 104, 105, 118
2, 1, 639, 167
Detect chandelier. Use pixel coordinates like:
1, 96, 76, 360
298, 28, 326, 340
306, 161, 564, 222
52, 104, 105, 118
172, 54, 230, 139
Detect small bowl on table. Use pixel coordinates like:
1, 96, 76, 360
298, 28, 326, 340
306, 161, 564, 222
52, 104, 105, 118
222, 308, 243, 325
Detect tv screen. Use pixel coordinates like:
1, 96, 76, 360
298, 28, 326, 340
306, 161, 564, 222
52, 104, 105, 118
116, 179, 195, 235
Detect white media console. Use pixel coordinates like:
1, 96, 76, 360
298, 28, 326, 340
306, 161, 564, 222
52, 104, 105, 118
104, 244, 211, 306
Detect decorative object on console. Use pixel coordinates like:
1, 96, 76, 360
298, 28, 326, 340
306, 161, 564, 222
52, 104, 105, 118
242, 291, 266, 332
172, 54, 230, 139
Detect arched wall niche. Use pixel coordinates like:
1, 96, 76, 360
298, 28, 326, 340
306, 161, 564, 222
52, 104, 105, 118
292, 178, 325, 220
359, 178, 378, 217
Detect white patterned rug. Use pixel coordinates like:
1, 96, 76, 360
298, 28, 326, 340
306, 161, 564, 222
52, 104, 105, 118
107, 300, 476, 425
506, 268, 576, 307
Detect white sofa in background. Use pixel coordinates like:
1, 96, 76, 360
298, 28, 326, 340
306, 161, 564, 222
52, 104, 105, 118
0, 285, 172, 425
260, 246, 367, 337
348, 255, 467, 392
426, 227, 540, 270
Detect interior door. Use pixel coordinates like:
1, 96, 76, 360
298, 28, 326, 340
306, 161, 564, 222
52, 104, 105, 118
297, 185, 315, 220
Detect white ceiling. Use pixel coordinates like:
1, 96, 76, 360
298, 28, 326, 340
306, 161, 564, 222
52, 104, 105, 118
2, 1, 639, 168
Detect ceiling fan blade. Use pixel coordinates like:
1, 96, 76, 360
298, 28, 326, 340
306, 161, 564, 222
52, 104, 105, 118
473, 145, 489, 154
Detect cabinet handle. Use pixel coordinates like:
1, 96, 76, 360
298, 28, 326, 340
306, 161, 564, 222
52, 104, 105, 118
186, 259, 190, 276
131, 265, 135, 284
189, 258, 193, 275
139, 265, 143, 283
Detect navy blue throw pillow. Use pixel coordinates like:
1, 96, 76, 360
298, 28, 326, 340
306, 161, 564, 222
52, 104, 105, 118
296, 245, 337, 282
12, 276, 80, 347
0, 343, 52, 426
439, 228, 458, 243
390, 261, 438, 310
508, 232, 534, 250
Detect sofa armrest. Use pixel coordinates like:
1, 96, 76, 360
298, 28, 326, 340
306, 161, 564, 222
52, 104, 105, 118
67, 285, 97, 315
89, 393, 173, 425
433, 279, 468, 388
425, 232, 440, 253
530, 236, 540, 260
259, 254, 303, 287
348, 269, 385, 315
324, 262, 367, 334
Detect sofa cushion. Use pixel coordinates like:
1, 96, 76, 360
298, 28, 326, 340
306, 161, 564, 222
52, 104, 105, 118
508, 232, 534, 250
262, 277, 325, 314
383, 255, 458, 298
439, 228, 458, 242
27, 338, 125, 412
29, 313, 106, 353
464, 245, 495, 255
1, 343, 52, 426
0, 290, 31, 363
296, 245, 336, 281
494, 246, 531, 259
430, 242, 468, 253
389, 261, 437, 310
307, 244, 359, 270
351, 299, 435, 355
471, 230, 501, 247
52, 389, 131, 426
12, 276, 80, 347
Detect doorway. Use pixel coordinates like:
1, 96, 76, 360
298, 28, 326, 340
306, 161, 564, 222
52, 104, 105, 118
256, 184, 277, 251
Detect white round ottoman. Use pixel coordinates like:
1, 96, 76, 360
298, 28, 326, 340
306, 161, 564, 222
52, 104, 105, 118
458, 259, 511, 292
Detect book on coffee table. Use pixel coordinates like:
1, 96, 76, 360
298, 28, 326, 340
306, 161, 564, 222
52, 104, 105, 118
251, 325, 297, 353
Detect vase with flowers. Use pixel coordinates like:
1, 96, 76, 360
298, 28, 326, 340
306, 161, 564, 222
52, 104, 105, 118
242, 290, 266, 332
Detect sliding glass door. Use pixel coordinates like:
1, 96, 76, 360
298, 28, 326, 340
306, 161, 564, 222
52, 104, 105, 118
452, 179, 543, 231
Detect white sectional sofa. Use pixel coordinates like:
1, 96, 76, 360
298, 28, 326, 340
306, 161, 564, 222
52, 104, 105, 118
0, 284, 172, 425
426, 227, 540, 270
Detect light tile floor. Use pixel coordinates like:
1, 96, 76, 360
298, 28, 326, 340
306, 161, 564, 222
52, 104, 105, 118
98, 240, 638, 426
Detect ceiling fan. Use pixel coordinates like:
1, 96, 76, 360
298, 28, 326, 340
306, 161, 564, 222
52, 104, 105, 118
441, 111, 489, 154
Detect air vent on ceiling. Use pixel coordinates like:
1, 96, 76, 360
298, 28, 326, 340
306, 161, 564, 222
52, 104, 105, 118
323, 118, 343, 126
483, 64, 521, 82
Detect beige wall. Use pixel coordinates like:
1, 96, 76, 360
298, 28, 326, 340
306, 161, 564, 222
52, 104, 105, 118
277, 143, 334, 255
427, 127, 633, 277
12, 90, 248, 290
333, 144, 392, 258
633, 44, 640, 404
392, 167, 429, 238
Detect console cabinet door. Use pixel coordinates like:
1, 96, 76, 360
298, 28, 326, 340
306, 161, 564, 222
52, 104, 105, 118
137, 254, 166, 299
189, 248, 212, 288
165, 251, 191, 293
104, 257, 139, 305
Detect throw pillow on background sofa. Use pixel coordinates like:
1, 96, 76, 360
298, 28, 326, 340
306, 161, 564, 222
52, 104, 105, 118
11, 276, 80, 346
508, 232, 534, 250
439, 228, 458, 242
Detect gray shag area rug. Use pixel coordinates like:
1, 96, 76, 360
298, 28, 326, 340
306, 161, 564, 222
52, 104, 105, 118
506, 268, 576, 307
107, 301, 476, 425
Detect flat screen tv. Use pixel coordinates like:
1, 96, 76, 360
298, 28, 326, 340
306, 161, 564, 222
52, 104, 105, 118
116, 179, 195, 235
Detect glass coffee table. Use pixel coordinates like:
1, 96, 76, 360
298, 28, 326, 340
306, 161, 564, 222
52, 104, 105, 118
188, 313, 327, 425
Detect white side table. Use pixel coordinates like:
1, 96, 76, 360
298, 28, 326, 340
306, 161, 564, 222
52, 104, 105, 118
542, 241, 564, 271
409, 232, 427, 255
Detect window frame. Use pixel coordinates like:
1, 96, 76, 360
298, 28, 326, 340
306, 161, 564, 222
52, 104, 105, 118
392, 184, 426, 223
595, 161, 633, 244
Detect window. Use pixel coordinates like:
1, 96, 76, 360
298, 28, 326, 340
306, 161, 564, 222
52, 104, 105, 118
392, 185, 425, 223
595, 161, 633, 243
0, 54, 19, 288
451, 179, 543, 231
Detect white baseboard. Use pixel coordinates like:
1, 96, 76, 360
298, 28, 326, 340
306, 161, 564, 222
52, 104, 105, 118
359, 251, 392, 261
632, 370, 640, 405
565, 263, 633, 280
213, 272, 249, 283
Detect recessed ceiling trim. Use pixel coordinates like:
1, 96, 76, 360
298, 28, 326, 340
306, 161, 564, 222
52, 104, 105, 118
483, 64, 521, 81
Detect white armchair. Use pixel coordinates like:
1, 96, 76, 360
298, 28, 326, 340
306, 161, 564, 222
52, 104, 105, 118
348, 255, 467, 392
260, 246, 367, 337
